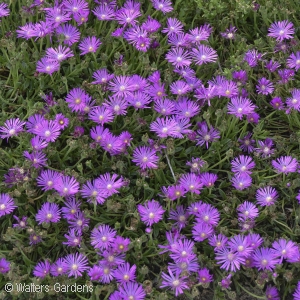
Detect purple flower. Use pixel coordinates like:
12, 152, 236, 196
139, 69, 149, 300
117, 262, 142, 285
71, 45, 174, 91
96, 173, 125, 197
256, 77, 274, 95
179, 173, 203, 194
270, 97, 284, 110
237, 201, 258, 221
231, 174, 252, 190
54, 113, 69, 130
169, 205, 189, 231
93, 4, 115, 21
278, 68, 294, 85
91, 224, 116, 250
272, 156, 298, 174
271, 238, 299, 263
45, 45, 73, 62
160, 267, 188, 296
154, 99, 176, 116
293, 282, 300, 300
78, 36, 101, 55
36, 170, 61, 191
227, 97, 256, 119
198, 268, 213, 284
192, 223, 214, 242
55, 176, 79, 197
56, 23, 80, 46
170, 239, 196, 263
137, 199, 165, 226
238, 133, 255, 153
132, 146, 159, 170
33, 260, 51, 278
109, 75, 135, 98
162, 17, 184, 36
118, 282, 146, 300
150, 117, 180, 138
220, 25, 237, 39
161, 185, 187, 201
0, 118, 26, 140
287, 51, 300, 71
68, 211, 89, 234
36, 202, 61, 224
188, 25, 211, 43
112, 236, 131, 254
23, 151, 47, 168
165, 48, 192, 68
0, 258, 10, 274
63, 229, 82, 247
215, 247, 245, 272
231, 155, 255, 175
64, 253, 89, 278
208, 234, 228, 252
228, 234, 253, 258
286, 88, 300, 112
255, 138, 275, 157
0, 193, 16, 217
16, 23, 36, 39
256, 186, 278, 206
91, 68, 114, 85
174, 97, 199, 118
0, 3, 10, 17
151, 0, 173, 14
196, 203, 220, 227
244, 49, 262, 67
195, 121, 220, 149
31, 136, 49, 151
88, 105, 114, 125
32, 120, 61, 142
265, 59, 281, 72
192, 45, 218, 65
61, 197, 81, 220
186, 157, 205, 173
252, 247, 280, 271
113, 262, 136, 284
36, 58, 60, 75
268, 20, 294, 41
50, 258, 67, 277
13, 215, 27, 229
265, 285, 280, 300
127, 91, 152, 109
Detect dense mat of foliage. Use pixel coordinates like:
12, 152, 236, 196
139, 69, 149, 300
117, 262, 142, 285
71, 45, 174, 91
0, 0, 300, 299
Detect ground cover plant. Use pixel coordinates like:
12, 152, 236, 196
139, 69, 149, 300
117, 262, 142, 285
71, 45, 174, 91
1, 0, 300, 299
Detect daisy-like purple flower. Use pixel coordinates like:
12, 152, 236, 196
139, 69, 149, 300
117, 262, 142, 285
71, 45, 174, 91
64, 253, 89, 278
231, 155, 255, 175
65, 87, 91, 113
23, 151, 47, 168
228, 234, 253, 258
170, 80, 191, 96
221, 25, 237, 39
50, 258, 67, 277
231, 174, 252, 190
61, 197, 81, 221
16, 23, 36, 39
243, 49, 262, 67
36, 58, 60, 75
265, 285, 280, 300
174, 98, 199, 119
36, 202, 61, 224
0, 193, 16, 217
93, 4, 115, 21
88, 105, 114, 125
196, 203, 220, 227
90, 224, 116, 250
238, 133, 255, 153
55, 113, 69, 130
36, 170, 61, 191
293, 282, 300, 300
268, 20, 294, 41
45, 45, 73, 62
160, 267, 188, 296
150, 117, 179, 138
56, 23, 80, 46
13, 215, 27, 229
208, 234, 228, 252
256, 186, 278, 206
132, 146, 159, 170
215, 247, 245, 272
0, 258, 10, 274
55, 176, 79, 197
192, 222, 214, 242
154, 99, 176, 116
237, 201, 259, 221
78, 36, 101, 55
81, 180, 108, 205
63, 228, 82, 247
33, 260, 51, 278
96, 173, 125, 197
270, 97, 284, 110
272, 156, 298, 174
162, 17, 184, 36
113, 262, 136, 284
188, 25, 212, 43
91, 68, 114, 85
165, 48, 192, 68
109, 75, 135, 98
29, 233, 42, 245
186, 157, 205, 173
227, 97, 256, 120
118, 282, 146, 300
272, 238, 299, 264
112, 236, 131, 254
151, 0, 173, 14
256, 77, 274, 95
192, 45, 218, 65
287, 51, 300, 71
169, 205, 189, 231
137, 199, 165, 227
286, 88, 300, 112
32, 120, 61, 142
198, 268, 213, 284
161, 185, 187, 201
179, 173, 203, 194
255, 138, 275, 157
0, 3, 9, 17
265, 59, 281, 72
252, 247, 280, 271
0, 118, 26, 140
195, 121, 220, 149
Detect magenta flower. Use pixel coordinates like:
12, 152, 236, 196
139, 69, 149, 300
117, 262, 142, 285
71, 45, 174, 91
150, 117, 179, 138
270, 97, 284, 110
195, 121, 220, 149
237, 201, 259, 220
33, 260, 51, 278
287, 51, 300, 71
243, 49, 262, 67
45, 45, 73, 62
188, 25, 212, 43
0, 118, 26, 140
272, 156, 298, 174
231, 174, 252, 190
198, 268, 213, 284
137, 199, 165, 226
55, 176, 80, 197
228, 234, 253, 258
192, 45, 218, 65
132, 146, 159, 170
88, 105, 114, 125
36, 58, 60, 75
0, 258, 10, 274
215, 247, 245, 272
192, 223, 214, 242
61, 197, 81, 221
65, 88, 91, 113
165, 48, 192, 68
265, 285, 280, 300
96, 173, 125, 197
63, 229, 82, 247
0, 3, 9, 17
113, 262, 136, 284
231, 155, 255, 175
90, 224, 116, 250
179, 173, 202, 194
54, 113, 69, 129
268, 20, 294, 41
293, 282, 300, 299
93, 4, 115, 21
196, 203, 220, 227
221, 25, 237, 39
64, 253, 89, 278
50, 258, 67, 277
32, 120, 61, 142
227, 97, 256, 120
252, 247, 280, 271
271, 238, 299, 263
162, 17, 184, 36
256, 186, 278, 206
118, 282, 146, 300
160, 267, 188, 296
109, 75, 135, 98
256, 77, 274, 95
208, 234, 228, 252
0, 193, 16, 217
91, 68, 114, 85
36, 202, 61, 224
152, 0, 173, 14
169, 205, 189, 231
23, 151, 47, 168
286, 88, 300, 112
56, 23, 80, 46
78, 36, 101, 55
36, 170, 62, 191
